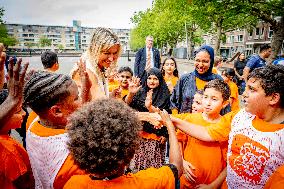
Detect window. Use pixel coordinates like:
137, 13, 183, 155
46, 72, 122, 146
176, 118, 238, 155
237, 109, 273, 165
255, 28, 260, 36
237, 35, 243, 42
230, 35, 235, 43
268, 27, 273, 38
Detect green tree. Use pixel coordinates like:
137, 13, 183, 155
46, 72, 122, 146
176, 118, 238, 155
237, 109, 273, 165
235, 0, 284, 59
0, 25, 17, 46
25, 42, 34, 49
57, 44, 64, 51
0, 8, 17, 47
39, 36, 52, 47
190, 0, 256, 55
130, 0, 205, 54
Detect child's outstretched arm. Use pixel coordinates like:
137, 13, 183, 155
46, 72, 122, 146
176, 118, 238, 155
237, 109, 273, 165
171, 116, 214, 142
159, 109, 183, 178
0, 58, 28, 126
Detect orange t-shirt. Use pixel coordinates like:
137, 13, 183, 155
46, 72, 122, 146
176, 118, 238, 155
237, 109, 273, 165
174, 113, 227, 189
0, 135, 34, 189
264, 165, 284, 189
64, 166, 175, 189
212, 67, 218, 74
164, 76, 178, 87
227, 81, 240, 111
108, 80, 119, 92
196, 77, 207, 90
27, 118, 84, 189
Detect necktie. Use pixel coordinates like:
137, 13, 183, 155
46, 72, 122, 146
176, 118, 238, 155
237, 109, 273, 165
145, 48, 151, 71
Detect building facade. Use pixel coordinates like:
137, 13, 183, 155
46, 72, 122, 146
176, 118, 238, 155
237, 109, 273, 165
220, 19, 283, 58
5, 20, 131, 52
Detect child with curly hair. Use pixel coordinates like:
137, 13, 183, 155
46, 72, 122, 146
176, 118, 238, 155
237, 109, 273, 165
171, 65, 284, 188
64, 99, 182, 188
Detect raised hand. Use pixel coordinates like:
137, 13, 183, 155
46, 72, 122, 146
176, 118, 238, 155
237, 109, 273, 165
183, 160, 197, 184
110, 86, 122, 99
158, 109, 173, 128
145, 89, 153, 110
7, 58, 29, 104
128, 76, 141, 94
77, 58, 92, 103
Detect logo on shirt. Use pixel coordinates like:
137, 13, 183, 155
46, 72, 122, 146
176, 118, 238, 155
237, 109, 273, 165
229, 134, 270, 184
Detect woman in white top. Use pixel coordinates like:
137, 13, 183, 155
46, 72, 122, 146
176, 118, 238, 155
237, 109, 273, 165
72, 27, 121, 99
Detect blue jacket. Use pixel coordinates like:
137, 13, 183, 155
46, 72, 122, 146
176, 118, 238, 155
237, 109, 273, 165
134, 47, 161, 78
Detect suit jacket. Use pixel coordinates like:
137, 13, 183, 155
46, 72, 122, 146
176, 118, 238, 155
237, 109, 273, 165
134, 47, 161, 78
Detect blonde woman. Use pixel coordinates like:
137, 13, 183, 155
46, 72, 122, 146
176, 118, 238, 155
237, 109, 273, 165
72, 27, 121, 99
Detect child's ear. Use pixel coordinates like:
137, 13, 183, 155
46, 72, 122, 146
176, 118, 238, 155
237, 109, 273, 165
222, 100, 229, 109
49, 105, 63, 118
269, 93, 281, 106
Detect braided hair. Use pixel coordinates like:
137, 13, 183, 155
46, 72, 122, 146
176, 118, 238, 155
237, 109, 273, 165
24, 71, 73, 113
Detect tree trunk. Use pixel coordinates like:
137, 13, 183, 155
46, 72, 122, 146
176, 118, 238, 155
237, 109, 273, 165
188, 31, 193, 59
270, 16, 284, 61
214, 25, 222, 56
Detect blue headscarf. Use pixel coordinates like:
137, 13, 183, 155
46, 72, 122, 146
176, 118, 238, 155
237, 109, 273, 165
194, 45, 220, 81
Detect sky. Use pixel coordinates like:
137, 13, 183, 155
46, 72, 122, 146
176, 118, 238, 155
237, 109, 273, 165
1, 0, 153, 29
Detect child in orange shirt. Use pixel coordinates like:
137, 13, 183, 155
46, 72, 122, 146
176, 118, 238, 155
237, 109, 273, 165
170, 65, 284, 188
24, 67, 90, 189
192, 90, 204, 113
0, 59, 34, 189
161, 57, 179, 93
176, 79, 230, 189
64, 99, 182, 189
110, 66, 133, 99
221, 68, 240, 111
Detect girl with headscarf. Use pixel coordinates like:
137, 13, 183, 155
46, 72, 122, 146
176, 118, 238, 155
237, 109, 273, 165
71, 27, 121, 100
125, 68, 171, 172
170, 45, 222, 114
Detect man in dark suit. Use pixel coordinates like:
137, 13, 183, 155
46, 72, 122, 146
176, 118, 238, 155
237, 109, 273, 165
134, 36, 161, 80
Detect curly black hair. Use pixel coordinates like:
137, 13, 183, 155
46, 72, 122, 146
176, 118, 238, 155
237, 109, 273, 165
204, 79, 231, 101
67, 99, 142, 177
248, 65, 284, 108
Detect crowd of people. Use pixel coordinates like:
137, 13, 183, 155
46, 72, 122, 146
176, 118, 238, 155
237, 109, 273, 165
0, 28, 283, 189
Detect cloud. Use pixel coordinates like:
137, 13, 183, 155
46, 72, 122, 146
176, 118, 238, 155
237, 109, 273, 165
2, 0, 153, 28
